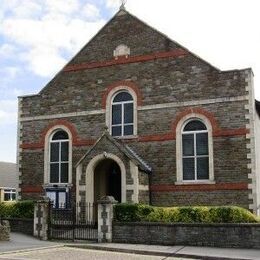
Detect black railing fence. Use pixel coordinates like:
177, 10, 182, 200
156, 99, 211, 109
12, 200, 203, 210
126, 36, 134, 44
48, 202, 98, 241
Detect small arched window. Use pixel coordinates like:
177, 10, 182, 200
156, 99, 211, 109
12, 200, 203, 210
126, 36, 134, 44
49, 130, 69, 183
182, 120, 209, 181
111, 91, 134, 137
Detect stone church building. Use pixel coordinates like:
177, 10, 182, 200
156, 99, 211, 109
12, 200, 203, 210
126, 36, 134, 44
18, 6, 260, 215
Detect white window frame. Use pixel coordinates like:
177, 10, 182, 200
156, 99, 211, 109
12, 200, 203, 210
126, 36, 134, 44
175, 113, 214, 184
49, 132, 69, 184
182, 119, 209, 181
106, 86, 137, 137
44, 125, 72, 186
111, 92, 134, 137
3, 189, 16, 201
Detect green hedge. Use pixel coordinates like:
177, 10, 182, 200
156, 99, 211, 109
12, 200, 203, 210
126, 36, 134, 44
114, 204, 260, 223
0, 200, 34, 219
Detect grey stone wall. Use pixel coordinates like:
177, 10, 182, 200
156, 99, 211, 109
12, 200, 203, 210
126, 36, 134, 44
151, 190, 250, 208
7, 218, 33, 236
0, 222, 10, 241
113, 222, 260, 249
19, 10, 251, 209
138, 190, 149, 204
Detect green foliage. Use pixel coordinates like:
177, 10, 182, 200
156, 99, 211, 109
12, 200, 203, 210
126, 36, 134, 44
208, 206, 258, 223
0, 200, 34, 219
176, 206, 211, 223
114, 203, 154, 222
114, 204, 260, 224
145, 207, 179, 223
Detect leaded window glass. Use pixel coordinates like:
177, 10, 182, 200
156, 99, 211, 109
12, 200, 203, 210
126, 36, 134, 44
50, 130, 69, 183
182, 120, 209, 181
111, 91, 134, 136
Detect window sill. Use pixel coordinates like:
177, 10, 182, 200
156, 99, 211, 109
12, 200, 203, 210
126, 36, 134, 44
114, 135, 138, 140
174, 180, 216, 185
43, 183, 73, 189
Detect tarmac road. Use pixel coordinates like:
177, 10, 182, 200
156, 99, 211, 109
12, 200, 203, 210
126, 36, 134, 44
0, 247, 196, 260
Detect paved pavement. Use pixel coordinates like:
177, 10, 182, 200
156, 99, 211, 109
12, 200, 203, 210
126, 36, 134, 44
0, 233, 259, 260
0, 233, 62, 253
69, 243, 260, 260
0, 247, 196, 260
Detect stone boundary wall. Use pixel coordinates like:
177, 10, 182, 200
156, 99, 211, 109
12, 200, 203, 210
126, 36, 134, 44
6, 218, 33, 236
113, 222, 260, 249
0, 222, 10, 241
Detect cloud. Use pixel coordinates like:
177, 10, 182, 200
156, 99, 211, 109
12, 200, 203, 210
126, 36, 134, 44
10, 0, 42, 19
105, 0, 121, 9
0, 66, 21, 90
0, 1, 105, 78
0, 99, 17, 125
25, 46, 67, 77
82, 3, 100, 20
4, 66, 20, 79
0, 44, 17, 58
45, 0, 80, 15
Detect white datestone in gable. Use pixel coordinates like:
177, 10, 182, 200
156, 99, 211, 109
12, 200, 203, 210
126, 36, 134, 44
113, 44, 130, 59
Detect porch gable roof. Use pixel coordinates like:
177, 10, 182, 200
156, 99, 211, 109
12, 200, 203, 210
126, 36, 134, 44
76, 130, 152, 173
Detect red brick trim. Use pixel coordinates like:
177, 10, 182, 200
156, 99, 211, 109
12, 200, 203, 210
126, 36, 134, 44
170, 107, 249, 139
21, 128, 248, 149
63, 49, 188, 72
150, 182, 248, 192
20, 107, 248, 149
20, 143, 44, 150
20, 119, 95, 150
139, 133, 175, 142
102, 80, 142, 109
20, 185, 43, 193
172, 107, 219, 134
137, 128, 248, 143
214, 128, 249, 137
40, 119, 78, 142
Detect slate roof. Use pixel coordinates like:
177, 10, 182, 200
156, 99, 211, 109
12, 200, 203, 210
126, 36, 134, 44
76, 131, 152, 173
0, 162, 18, 189
121, 143, 152, 173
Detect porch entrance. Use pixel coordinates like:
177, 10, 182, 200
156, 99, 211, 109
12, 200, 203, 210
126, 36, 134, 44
94, 159, 121, 203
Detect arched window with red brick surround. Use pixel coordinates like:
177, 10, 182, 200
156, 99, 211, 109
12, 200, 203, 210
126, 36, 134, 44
44, 125, 73, 208
49, 130, 69, 184
111, 91, 134, 136
175, 113, 214, 184
182, 120, 209, 181
105, 84, 138, 137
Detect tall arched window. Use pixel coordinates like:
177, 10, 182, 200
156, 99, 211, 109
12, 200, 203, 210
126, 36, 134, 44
49, 130, 69, 183
111, 91, 134, 137
182, 120, 209, 181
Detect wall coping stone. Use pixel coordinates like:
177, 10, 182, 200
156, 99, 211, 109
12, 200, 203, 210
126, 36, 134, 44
98, 196, 118, 204
114, 221, 260, 227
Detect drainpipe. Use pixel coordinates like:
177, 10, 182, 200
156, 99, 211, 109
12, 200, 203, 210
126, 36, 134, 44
148, 172, 152, 205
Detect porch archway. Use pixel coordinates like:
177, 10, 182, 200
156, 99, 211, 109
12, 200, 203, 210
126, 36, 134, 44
85, 153, 126, 204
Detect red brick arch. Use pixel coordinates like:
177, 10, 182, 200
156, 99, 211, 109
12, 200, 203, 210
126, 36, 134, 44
40, 119, 79, 144
101, 80, 143, 109
20, 119, 95, 149
172, 107, 220, 135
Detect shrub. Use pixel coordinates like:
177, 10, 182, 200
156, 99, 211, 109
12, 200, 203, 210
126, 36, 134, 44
174, 206, 210, 223
114, 203, 154, 222
114, 204, 260, 224
144, 207, 180, 223
209, 206, 258, 223
0, 200, 34, 219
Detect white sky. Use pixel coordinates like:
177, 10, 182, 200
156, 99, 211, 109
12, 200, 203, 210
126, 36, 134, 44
0, 0, 259, 162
